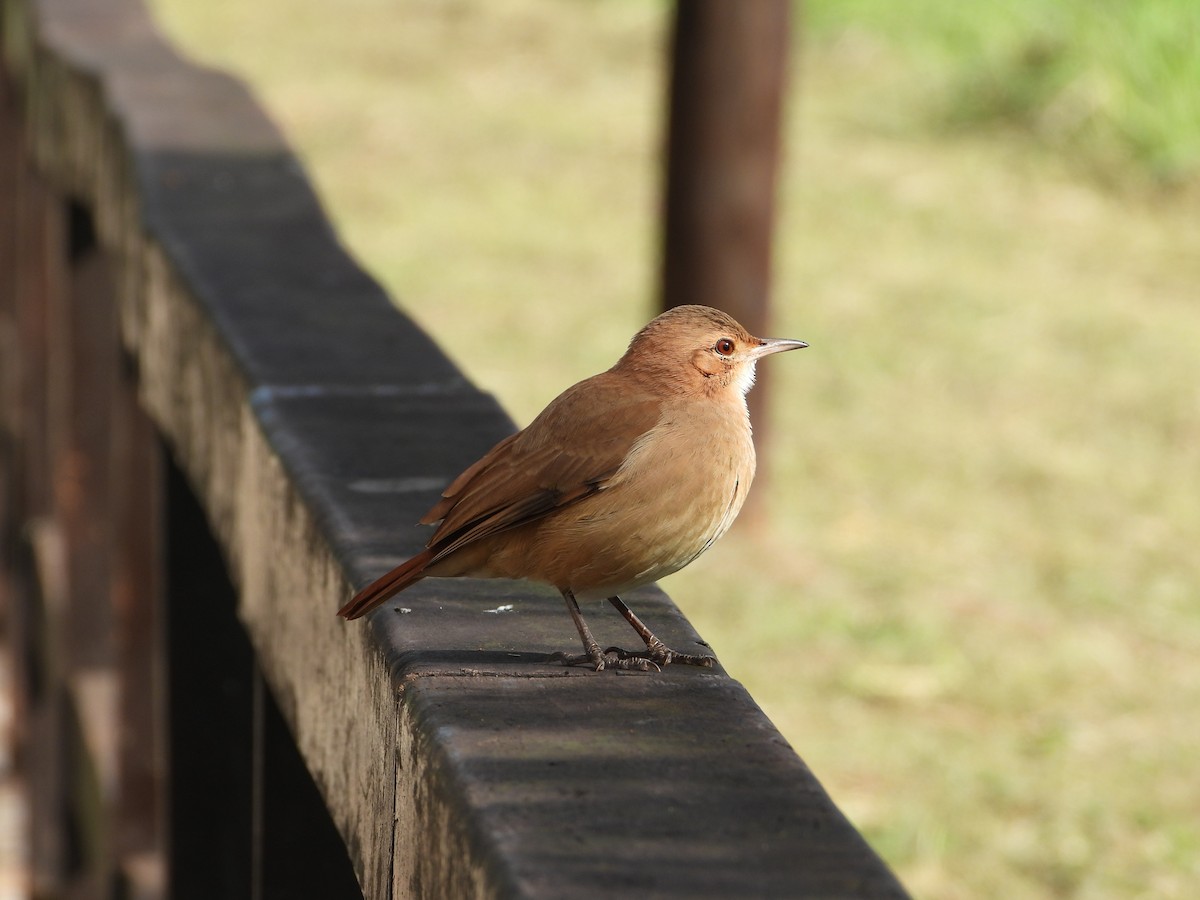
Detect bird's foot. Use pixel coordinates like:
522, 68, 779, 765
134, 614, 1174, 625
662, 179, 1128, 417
546, 648, 660, 672
602, 596, 716, 669
607, 642, 715, 669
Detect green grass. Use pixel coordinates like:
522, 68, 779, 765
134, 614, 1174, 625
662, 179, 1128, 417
808, 0, 1200, 186
149, 1, 1200, 896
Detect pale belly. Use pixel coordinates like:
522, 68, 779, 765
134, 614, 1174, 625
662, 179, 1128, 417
478, 410, 756, 598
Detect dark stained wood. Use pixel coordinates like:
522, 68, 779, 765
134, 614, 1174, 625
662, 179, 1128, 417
61, 203, 118, 673
111, 356, 167, 890
661, 0, 791, 329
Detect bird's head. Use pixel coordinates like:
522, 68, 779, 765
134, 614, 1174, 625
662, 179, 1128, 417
617, 305, 807, 398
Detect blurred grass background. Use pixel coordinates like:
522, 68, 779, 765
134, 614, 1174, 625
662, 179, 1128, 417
147, 1, 1200, 897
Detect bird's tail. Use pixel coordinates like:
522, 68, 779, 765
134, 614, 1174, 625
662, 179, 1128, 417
337, 549, 435, 620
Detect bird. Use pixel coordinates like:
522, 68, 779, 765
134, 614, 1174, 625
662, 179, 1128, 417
338, 305, 807, 671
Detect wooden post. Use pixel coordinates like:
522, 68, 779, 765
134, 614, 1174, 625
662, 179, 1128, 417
111, 355, 168, 896
660, 0, 792, 501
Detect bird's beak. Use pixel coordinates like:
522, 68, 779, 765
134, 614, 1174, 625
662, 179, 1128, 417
750, 337, 808, 359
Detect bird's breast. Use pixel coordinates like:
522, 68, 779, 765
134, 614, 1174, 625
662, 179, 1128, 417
498, 401, 757, 597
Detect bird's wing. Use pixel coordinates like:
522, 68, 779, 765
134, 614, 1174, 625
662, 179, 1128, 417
422, 372, 662, 561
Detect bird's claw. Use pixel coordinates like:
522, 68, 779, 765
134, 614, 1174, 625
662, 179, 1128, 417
547, 649, 661, 672
547, 643, 715, 672
606, 644, 716, 669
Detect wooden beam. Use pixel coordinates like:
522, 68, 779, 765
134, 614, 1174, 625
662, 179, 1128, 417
661, 0, 791, 334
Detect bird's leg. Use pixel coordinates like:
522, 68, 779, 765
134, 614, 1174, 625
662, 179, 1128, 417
548, 589, 658, 672
605, 596, 715, 668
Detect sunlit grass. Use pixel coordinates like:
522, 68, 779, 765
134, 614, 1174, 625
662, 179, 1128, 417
808, 0, 1200, 186
150, 1, 1200, 896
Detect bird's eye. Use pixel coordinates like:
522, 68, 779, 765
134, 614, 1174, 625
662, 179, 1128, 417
715, 338, 736, 356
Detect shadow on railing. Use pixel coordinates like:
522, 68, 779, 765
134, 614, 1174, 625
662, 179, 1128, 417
0, 0, 908, 897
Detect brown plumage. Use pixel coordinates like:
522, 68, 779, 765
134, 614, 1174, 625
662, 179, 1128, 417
338, 305, 806, 671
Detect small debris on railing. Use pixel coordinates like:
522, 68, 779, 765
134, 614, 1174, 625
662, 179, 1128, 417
392, 606, 412, 615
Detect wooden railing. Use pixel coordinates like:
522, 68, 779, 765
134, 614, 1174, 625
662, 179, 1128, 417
0, 0, 908, 897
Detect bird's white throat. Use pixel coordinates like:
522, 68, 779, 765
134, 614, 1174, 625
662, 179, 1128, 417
734, 360, 758, 397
